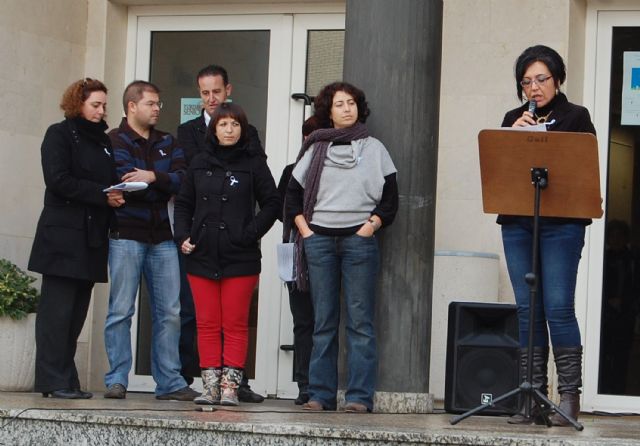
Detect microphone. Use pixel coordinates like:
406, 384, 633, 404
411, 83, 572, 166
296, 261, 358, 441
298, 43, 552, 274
528, 99, 536, 117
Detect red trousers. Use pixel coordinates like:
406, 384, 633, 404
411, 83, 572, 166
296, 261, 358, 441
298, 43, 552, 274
187, 274, 258, 369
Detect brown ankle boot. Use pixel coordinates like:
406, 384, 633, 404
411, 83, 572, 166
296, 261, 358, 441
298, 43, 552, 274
549, 346, 582, 427
508, 347, 549, 425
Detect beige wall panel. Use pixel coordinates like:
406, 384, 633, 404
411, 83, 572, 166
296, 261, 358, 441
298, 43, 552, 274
0, 0, 89, 387
438, 0, 584, 301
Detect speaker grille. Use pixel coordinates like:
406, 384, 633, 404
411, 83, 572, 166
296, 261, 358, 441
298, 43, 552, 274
454, 346, 520, 412
444, 302, 520, 415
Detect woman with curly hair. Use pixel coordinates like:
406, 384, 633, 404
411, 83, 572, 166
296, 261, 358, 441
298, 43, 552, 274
285, 82, 398, 412
29, 78, 124, 399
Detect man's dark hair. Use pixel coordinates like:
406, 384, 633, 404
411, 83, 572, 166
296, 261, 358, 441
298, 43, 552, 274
514, 45, 566, 100
196, 65, 229, 86
122, 80, 160, 114
313, 82, 370, 129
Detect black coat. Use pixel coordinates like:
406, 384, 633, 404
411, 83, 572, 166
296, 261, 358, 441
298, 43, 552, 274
28, 118, 118, 283
174, 142, 281, 280
177, 112, 265, 165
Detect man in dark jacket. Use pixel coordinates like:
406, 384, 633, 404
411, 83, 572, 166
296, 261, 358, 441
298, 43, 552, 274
176, 65, 265, 403
103, 80, 197, 402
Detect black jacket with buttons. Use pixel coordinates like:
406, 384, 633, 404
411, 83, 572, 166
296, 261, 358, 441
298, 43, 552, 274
174, 140, 280, 279
29, 118, 118, 282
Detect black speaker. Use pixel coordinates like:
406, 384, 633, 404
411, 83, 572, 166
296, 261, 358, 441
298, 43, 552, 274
444, 301, 520, 415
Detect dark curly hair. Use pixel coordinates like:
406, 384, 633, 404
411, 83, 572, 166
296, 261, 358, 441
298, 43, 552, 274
514, 45, 566, 100
60, 78, 108, 119
207, 102, 249, 145
313, 82, 370, 128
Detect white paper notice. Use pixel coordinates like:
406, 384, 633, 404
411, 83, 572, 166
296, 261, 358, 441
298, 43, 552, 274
621, 51, 640, 126
103, 182, 148, 192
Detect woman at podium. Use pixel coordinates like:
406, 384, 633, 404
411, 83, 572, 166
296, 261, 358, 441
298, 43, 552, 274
499, 45, 595, 426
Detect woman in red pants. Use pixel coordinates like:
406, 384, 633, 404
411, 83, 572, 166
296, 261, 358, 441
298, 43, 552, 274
174, 103, 280, 405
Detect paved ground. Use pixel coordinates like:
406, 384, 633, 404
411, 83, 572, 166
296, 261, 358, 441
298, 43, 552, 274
0, 391, 639, 445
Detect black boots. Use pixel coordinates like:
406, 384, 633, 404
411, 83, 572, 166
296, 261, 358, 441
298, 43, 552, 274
508, 346, 549, 425
549, 346, 583, 426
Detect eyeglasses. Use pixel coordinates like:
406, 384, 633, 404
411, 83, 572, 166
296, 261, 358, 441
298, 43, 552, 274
143, 101, 163, 109
520, 75, 553, 88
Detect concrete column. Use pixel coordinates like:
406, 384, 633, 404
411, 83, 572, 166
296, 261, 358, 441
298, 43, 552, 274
342, 0, 442, 409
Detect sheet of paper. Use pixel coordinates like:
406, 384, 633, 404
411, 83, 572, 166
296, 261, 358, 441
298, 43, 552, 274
103, 181, 148, 192
500, 123, 548, 132
277, 243, 296, 282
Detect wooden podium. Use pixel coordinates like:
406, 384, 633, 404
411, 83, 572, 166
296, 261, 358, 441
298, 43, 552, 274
478, 129, 602, 219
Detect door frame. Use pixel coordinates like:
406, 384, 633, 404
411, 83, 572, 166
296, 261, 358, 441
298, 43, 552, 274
124, 7, 345, 397
276, 13, 346, 398
582, 0, 640, 413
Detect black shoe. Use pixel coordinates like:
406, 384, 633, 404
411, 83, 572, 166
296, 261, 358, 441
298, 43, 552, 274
238, 385, 264, 403
156, 386, 199, 401
104, 383, 127, 399
73, 389, 94, 399
42, 389, 92, 399
294, 391, 310, 405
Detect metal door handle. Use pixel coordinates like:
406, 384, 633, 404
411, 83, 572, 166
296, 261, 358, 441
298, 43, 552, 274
291, 93, 313, 105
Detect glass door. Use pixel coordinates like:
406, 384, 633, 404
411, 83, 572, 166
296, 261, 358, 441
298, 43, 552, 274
583, 7, 640, 413
127, 13, 293, 393
126, 11, 345, 397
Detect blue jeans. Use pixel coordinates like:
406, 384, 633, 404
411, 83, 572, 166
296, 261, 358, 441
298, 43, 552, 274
501, 218, 585, 348
104, 239, 186, 395
303, 233, 379, 410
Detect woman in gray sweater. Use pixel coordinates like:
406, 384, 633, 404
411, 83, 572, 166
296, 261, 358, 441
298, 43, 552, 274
285, 82, 398, 412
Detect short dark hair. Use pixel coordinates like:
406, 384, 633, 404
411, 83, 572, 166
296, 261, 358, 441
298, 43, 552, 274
122, 80, 160, 114
60, 78, 108, 118
313, 82, 370, 128
514, 45, 566, 100
207, 102, 249, 144
302, 115, 321, 138
197, 65, 229, 86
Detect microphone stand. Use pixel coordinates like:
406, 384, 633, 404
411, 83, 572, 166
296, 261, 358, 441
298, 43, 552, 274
450, 167, 583, 431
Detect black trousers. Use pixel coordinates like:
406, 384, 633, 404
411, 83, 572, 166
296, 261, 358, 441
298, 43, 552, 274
287, 283, 314, 390
35, 275, 93, 393
178, 252, 200, 380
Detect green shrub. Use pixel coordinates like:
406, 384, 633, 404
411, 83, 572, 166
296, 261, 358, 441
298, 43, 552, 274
0, 259, 39, 320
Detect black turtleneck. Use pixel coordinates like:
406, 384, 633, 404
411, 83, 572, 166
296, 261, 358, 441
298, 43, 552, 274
72, 117, 110, 146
